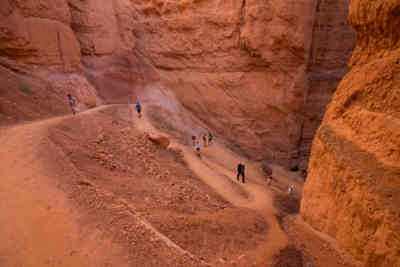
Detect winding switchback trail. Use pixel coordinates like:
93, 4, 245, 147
134, 105, 289, 266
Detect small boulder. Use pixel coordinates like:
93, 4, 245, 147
148, 133, 170, 148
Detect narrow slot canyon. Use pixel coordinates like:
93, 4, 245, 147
0, 0, 398, 266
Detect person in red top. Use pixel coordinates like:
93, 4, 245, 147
192, 135, 196, 146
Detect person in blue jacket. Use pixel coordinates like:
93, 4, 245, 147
136, 102, 142, 118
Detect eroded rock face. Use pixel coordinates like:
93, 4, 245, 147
301, 1, 400, 266
68, 0, 135, 55
0, 0, 141, 124
131, 0, 354, 167
298, 0, 355, 168
0, 1, 80, 71
0, 0, 354, 168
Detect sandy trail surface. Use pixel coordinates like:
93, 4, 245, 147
0, 105, 355, 267
0, 111, 129, 267
135, 106, 289, 266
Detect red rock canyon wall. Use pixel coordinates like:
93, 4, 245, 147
131, 0, 355, 167
301, 0, 400, 266
0, 0, 354, 168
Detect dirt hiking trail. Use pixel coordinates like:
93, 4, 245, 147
0, 104, 356, 267
0, 110, 130, 267
134, 106, 289, 265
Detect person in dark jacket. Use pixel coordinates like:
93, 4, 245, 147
237, 163, 245, 184
208, 132, 213, 145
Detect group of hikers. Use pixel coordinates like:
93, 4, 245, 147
236, 161, 293, 193
192, 133, 213, 157
67, 94, 295, 193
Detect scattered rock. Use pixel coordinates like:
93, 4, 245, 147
78, 180, 93, 186
148, 133, 170, 149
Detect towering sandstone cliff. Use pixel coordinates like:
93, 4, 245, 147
0, 0, 354, 167
301, 0, 400, 266
131, 0, 354, 167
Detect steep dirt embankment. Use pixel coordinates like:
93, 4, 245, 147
131, 0, 354, 167
301, 1, 400, 266
0, 105, 275, 267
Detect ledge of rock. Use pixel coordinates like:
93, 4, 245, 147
148, 133, 170, 149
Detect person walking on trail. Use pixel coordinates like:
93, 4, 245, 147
195, 141, 201, 157
67, 94, 76, 115
237, 163, 245, 184
288, 185, 294, 194
208, 132, 213, 145
136, 103, 142, 118
192, 135, 196, 147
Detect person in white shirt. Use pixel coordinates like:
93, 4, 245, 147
195, 141, 201, 157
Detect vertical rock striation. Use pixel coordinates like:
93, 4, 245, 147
301, 0, 400, 266
299, 0, 355, 169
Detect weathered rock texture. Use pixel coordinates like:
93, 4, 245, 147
0, 0, 354, 168
0, 0, 87, 124
301, 1, 400, 266
131, 0, 355, 167
298, 0, 355, 168
0, 0, 145, 125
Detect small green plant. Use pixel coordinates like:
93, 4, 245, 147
19, 79, 34, 95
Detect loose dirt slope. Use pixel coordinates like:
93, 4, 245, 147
0, 104, 358, 266
0, 114, 131, 267
0, 105, 270, 266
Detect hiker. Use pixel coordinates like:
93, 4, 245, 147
288, 185, 294, 194
67, 94, 76, 115
266, 176, 272, 186
202, 134, 208, 147
237, 163, 245, 184
301, 169, 307, 181
195, 141, 201, 157
136, 102, 142, 118
208, 132, 213, 145
192, 135, 196, 146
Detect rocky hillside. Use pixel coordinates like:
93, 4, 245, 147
301, 0, 400, 266
0, 0, 354, 168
